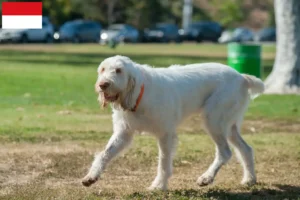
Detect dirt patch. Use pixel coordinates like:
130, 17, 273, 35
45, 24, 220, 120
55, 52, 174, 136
0, 143, 88, 194
0, 136, 300, 199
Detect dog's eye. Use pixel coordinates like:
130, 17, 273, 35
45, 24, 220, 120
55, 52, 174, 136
100, 68, 105, 73
115, 68, 122, 74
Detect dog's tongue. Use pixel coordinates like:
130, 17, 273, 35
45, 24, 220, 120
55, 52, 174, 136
104, 93, 117, 101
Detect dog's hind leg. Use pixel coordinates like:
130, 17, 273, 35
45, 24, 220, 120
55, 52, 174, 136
149, 132, 177, 191
228, 123, 256, 186
226, 93, 256, 186
197, 122, 232, 186
197, 90, 235, 186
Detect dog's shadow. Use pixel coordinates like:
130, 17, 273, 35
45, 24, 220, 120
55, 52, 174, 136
126, 183, 300, 200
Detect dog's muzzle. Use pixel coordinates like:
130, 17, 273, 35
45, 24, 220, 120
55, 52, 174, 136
102, 92, 119, 102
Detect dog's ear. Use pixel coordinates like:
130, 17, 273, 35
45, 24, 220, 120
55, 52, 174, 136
120, 75, 136, 110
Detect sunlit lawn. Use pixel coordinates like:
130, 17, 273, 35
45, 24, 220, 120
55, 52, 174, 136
0, 43, 300, 199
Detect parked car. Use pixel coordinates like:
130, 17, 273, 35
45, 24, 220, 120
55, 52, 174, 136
143, 23, 181, 43
0, 16, 54, 43
231, 27, 254, 42
58, 20, 102, 43
179, 21, 222, 42
100, 24, 139, 44
218, 29, 234, 43
254, 27, 276, 42
52, 25, 60, 43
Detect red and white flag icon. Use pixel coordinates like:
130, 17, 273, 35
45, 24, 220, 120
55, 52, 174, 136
2, 2, 42, 29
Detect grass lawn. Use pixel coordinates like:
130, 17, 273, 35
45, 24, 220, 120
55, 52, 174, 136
0, 43, 300, 199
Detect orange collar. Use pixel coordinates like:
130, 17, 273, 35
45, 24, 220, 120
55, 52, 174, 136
131, 84, 144, 112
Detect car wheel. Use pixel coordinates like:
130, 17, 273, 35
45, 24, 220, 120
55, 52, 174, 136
20, 34, 28, 43
45, 34, 53, 43
212, 38, 219, 43
131, 37, 138, 43
94, 36, 100, 43
175, 37, 182, 43
72, 35, 80, 43
196, 35, 203, 43
161, 37, 169, 43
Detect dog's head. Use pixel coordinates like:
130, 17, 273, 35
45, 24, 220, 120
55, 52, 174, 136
95, 55, 139, 110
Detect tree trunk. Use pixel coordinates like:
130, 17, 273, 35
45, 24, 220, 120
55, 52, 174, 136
264, 0, 300, 94
107, 0, 118, 25
182, 0, 193, 31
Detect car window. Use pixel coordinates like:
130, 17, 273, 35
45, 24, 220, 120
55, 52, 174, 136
170, 26, 177, 31
42, 18, 50, 27
61, 22, 80, 30
108, 25, 124, 31
77, 24, 84, 30
191, 23, 202, 29
164, 26, 171, 32
260, 28, 275, 35
156, 24, 177, 33
79, 23, 92, 30
155, 24, 164, 29
90, 23, 100, 29
210, 24, 221, 32
155, 27, 165, 31
159, 27, 168, 33
126, 25, 134, 31
86, 23, 94, 29
233, 28, 245, 37
42, 17, 49, 24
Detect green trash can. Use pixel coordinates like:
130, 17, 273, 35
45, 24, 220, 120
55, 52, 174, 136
227, 43, 262, 78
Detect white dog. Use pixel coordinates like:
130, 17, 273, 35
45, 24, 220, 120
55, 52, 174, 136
82, 55, 264, 190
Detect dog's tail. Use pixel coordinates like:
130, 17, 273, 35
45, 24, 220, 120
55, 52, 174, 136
242, 74, 265, 99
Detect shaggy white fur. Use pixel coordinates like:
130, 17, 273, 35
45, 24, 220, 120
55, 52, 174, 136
82, 55, 264, 190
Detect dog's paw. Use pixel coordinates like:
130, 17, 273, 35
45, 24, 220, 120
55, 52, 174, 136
148, 176, 168, 191
147, 185, 167, 191
147, 181, 167, 191
197, 175, 214, 187
82, 175, 98, 187
241, 177, 256, 186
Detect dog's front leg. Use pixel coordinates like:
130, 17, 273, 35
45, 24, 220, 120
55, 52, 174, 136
82, 130, 133, 187
148, 133, 177, 191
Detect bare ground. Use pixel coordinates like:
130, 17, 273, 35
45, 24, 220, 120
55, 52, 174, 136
0, 118, 300, 200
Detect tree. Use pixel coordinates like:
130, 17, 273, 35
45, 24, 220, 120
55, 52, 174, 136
123, 0, 166, 29
107, 0, 119, 25
43, 0, 78, 26
211, 0, 245, 28
264, 0, 300, 94
70, 0, 107, 24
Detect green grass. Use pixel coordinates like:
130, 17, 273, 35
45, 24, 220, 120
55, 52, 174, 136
0, 43, 300, 199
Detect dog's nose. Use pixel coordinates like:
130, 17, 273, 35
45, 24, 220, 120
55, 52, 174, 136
99, 81, 110, 90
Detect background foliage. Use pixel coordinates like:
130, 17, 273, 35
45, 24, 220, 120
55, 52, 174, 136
0, 0, 275, 29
